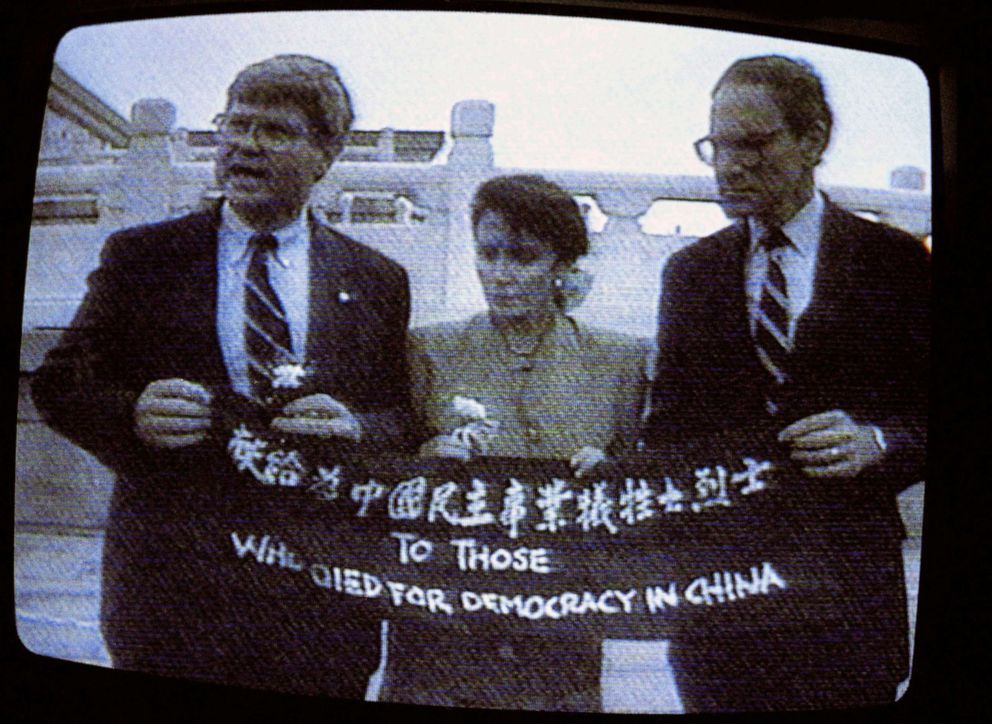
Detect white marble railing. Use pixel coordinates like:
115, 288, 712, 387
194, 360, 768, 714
26, 97, 932, 346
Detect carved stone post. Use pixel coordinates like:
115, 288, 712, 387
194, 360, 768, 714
598, 188, 652, 240
575, 188, 661, 338
377, 127, 396, 162
448, 100, 495, 169
441, 100, 496, 320
103, 98, 176, 229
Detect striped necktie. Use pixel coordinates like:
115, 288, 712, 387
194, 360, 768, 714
245, 232, 293, 403
754, 228, 791, 415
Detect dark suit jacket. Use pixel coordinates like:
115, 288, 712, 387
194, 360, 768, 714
642, 199, 930, 686
31, 205, 412, 697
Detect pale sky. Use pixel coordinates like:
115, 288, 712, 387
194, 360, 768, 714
54, 9, 931, 191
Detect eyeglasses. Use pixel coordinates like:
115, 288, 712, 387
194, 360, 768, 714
693, 128, 787, 167
213, 113, 311, 151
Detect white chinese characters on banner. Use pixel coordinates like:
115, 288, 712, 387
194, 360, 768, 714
225, 425, 774, 538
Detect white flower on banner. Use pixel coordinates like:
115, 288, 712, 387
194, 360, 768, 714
450, 396, 499, 454
271, 363, 308, 389
452, 421, 500, 454
452, 395, 487, 421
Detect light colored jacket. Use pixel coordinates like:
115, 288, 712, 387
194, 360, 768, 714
409, 311, 649, 459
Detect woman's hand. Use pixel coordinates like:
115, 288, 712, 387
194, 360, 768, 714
452, 419, 499, 454
418, 434, 473, 461
570, 446, 607, 478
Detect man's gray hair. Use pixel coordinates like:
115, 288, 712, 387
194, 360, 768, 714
227, 54, 355, 158
714, 55, 833, 158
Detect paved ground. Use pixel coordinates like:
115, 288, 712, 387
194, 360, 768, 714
13, 528, 921, 713
14, 531, 110, 668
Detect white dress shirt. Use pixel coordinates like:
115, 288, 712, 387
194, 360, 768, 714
216, 203, 312, 398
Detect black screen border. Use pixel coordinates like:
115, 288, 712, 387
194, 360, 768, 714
5, 1, 984, 722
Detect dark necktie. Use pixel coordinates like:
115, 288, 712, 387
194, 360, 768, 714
754, 228, 791, 415
245, 233, 293, 403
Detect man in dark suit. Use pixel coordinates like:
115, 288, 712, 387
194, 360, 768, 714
642, 56, 929, 711
31, 55, 410, 698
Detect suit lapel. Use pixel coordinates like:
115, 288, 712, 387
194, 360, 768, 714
793, 201, 856, 358
305, 219, 365, 383
176, 207, 222, 319
161, 207, 228, 382
724, 221, 755, 346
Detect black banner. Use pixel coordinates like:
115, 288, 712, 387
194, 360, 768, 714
103, 397, 888, 683
128, 411, 869, 640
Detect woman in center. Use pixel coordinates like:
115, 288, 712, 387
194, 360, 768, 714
382, 174, 649, 711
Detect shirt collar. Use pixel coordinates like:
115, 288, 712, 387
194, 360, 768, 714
219, 201, 310, 267
748, 191, 825, 258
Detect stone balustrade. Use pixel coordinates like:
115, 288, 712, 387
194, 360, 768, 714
27, 96, 931, 343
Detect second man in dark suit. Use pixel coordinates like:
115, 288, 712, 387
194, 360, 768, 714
642, 55, 930, 711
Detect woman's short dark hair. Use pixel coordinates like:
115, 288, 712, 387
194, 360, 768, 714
226, 54, 354, 159
714, 55, 833, 159
470, 174, 589, 265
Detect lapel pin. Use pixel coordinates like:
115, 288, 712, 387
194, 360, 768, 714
338, 290, 351, 303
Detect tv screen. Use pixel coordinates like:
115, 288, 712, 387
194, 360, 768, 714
9, 1, 971, 720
